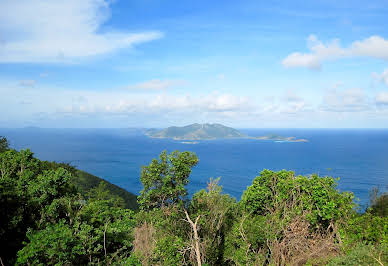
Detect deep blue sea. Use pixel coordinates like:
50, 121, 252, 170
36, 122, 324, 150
1, 128, 388, 209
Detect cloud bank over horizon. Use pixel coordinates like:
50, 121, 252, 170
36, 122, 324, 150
2, 80, 387, 128
1, 0, 388, 128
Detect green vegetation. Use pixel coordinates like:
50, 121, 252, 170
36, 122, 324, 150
138, 150, 199, 210
41, 161, 138, 210
0, 136, 387, 265
146, 124, 310, 142
0, 136, 9, 152
146, 123, 246, 140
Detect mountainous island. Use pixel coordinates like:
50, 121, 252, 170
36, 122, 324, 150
146, 123, 308, 142
146, 123, 246, 140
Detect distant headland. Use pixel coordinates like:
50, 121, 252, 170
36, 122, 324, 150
145, 123, 308, 142
145, 123, 245, 140
254, 134, 309, 142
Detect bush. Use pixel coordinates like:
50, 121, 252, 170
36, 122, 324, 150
241, 169, 355, 229
341, 213, 388, 246
326, 244, 388, 265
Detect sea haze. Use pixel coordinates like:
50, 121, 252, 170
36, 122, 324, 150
1, 128, 388, 209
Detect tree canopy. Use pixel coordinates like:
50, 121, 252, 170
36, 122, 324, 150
138, 150, 198, 210
0, 147, 387, 265
0, 136, 9, 153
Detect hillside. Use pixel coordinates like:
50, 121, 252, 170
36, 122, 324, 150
41, 161, 139, 210
146, 123, 246, 140
72, 169, 139, 210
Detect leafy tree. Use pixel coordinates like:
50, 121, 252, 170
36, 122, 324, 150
226, 170, 356, 265
17, 187, 136, 265
224, 214, 269, 265
341, 213, 388, 246
2, 144, 388, 265
86, 181, 126, 208
16, 221, 80, 265
0, 136, 9, 153
133, 207, 187, 265
138, 150, 198, 210
369, 186, 388, 217
0, 149, 75, 263
325, 243, 388, 266
189, 178, 236, 265
241, 169, 354, 228
40, 161, 139, 210
0, 148, 139, 264
135, 150, 202, 265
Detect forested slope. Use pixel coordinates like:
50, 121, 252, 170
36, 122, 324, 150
0, 137, 387, 265
41, 160, 138, 210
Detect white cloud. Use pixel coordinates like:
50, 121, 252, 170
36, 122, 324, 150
16, 88, 251, 119
282, 90, 304, 103
0, 0, 163, 63
98, 92, 251, 114
320, 88, 371, 112
124, 79, 184, 91
218, 74, 225, 80
281, 52, 322, 70
351, 36, 388, 60
259, 90, 312, 115
282, 35, 388, 69
39, 73, 49, 78
376, 92, 388, 106
372, 69, 388, 87
3, 79, 387, 127
200, 92, 251, 112
19, 80, 36, 87
280, 94, 311, 114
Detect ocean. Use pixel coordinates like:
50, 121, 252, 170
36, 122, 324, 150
1, 128, 387, 209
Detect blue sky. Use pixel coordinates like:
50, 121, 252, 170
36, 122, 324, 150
1, 0, 388, 128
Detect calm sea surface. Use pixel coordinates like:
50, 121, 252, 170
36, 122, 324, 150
1, 128, 387, 208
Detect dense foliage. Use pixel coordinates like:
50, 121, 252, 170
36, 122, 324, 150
138, 150, 198, 210
0, 136, 9, 152
0, 138, 387, 265
41, 161, 138, 210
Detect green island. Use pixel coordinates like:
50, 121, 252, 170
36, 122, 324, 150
1, 136, 387, 265
146, 123, 246, 140
146, 123, 309, 142
254, 134, 309, 142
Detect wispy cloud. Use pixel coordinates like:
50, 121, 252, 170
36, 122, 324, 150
1, 78, 387, 127
60, 91, 252, 115
19, 80, 36, 87
376, 92, 388, 106
19, 100, 32, 105
282, 35, 388, 70
217, 74, 225, 80
124, 79, 185, 91
0, 0, 163, 63
372, 68, 388, 87
281, 90, 304, 103
39, 73, 49, 78
320, 88, 371, 112
261, 90, 312, 115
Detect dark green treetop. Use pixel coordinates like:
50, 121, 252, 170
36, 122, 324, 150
138, 150, 199, 210
0, 136, 9, 153
241, 169, 355, 228
0, 149, 75, 263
